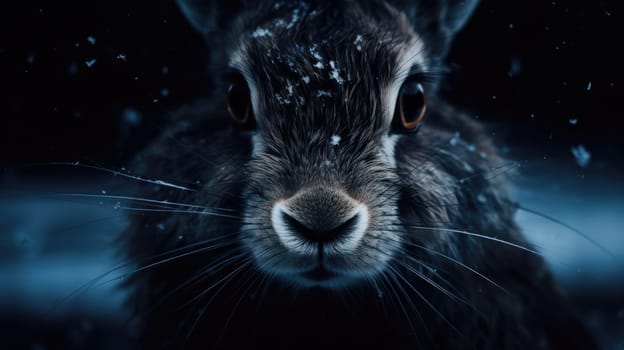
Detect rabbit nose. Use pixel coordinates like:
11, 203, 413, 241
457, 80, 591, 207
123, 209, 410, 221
272, 187, 369, 248
280, 209, 360, 243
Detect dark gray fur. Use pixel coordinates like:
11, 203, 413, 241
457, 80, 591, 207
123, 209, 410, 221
124, 1, 596, 349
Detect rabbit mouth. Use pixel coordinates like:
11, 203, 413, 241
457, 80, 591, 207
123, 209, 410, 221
289, 259, 354, 288
294, 243, 351, 285
241, 187, 402, 288
301, 264, 339, 283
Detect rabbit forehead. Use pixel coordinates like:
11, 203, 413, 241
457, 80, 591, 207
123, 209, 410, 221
228, 30, 426, 131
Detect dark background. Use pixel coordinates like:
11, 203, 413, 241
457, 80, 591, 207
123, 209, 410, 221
0, 0, 622, 166
1, 1, 623, 349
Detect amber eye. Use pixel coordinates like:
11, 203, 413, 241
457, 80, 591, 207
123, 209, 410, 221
392, 80, 426, 133
227, 74, 255, 129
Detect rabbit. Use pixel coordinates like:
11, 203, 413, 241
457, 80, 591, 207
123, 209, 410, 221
122, 0, 597, 349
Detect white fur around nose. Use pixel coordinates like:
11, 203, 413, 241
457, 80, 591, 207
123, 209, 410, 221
271, 200, 369, 254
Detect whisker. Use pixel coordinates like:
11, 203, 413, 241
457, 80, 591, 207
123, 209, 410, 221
515, 203, 614, 258
398, 239, 509, 294
456, 161, 521, 184
377, 270, 426, 342
47, 192, 237, 214
118, 205, 239, 219
94, 241, 239, 289
386, 264, 464, 337
181, 260, 255, 310
359, 240, 484, 316
216, 266, 266, 346
157, 251, 249, 311
45, 232, 238, 317
400, 260, 482, 316
400, 224, 542, 256
119, 249, 248, 331
34, 161, 198, 191
182, 260, 254, 345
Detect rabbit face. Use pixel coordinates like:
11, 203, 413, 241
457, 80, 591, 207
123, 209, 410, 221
222, 4, 435, 287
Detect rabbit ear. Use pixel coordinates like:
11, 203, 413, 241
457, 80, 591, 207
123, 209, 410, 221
396, 0, 479, 34
390, 0, 479, 56
176, 0, 243, 35
443, 0, 480, 34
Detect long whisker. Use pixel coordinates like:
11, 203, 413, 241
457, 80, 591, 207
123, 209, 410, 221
92, 240, 239, 289
119, 249, 249, 331
33, 162, 198, 191
166, 251, 248, 307
386, 264, 464, 337
400, 260, 481, 316
377, 269, 426, 343
216, 266, 266, 346
400, 224, 542, 256
515, 203, 614, 258
183, 260, 254, 345
397, 239, 509, 294
47, 192, 238, 215
359, 240, 484, 316
118, 205, 239, 219
456, 161, 521, 184
45, 232, 238, 317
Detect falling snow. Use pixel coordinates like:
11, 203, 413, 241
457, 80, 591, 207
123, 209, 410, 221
329, 60, 344, 85
330, 134, 341, 146
285, 2, 309, 29
586, 81, 592, 91
86, 36, 96, 45
309, 46, 323, 61
84, 59, 96, 68
569, 118, 578, 125
449, 132, 460, 146
571, 144, 591, 168
286, 81, 294, 96
477, 194, 487, 203
317, 90, 332, 98
276, 81, 296, 105
252, 27, 272, 38
353, 34, 363, 51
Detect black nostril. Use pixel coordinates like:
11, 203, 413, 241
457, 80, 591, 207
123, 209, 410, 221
281, 211, 359, 242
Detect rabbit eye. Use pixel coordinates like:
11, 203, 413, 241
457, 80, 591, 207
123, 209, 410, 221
392, 80, 426, 133
227, 73, 255, 129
